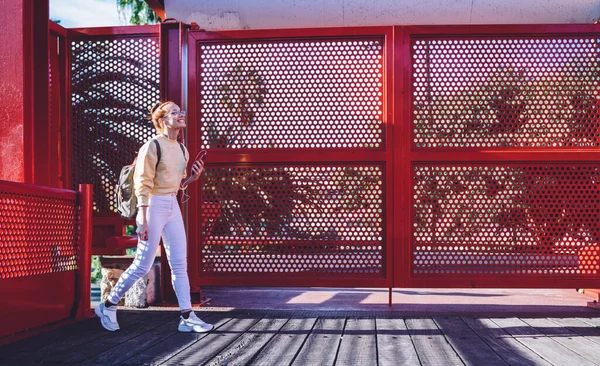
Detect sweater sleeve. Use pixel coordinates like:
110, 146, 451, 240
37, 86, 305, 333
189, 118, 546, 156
134, 141, 158, 206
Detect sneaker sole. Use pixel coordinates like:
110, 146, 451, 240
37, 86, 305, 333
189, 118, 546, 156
178, 324, 214, 333
95, 306, 119, 332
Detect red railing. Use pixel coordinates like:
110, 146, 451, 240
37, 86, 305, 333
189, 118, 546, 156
0, 181, 92, 338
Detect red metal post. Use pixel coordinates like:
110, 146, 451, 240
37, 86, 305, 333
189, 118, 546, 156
29, 1, 51, 186
75, 184, 93, 319
160, 21, 193, 305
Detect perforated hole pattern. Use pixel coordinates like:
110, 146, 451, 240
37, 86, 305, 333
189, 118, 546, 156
70, 37, 160, 212
0, 192, 78, 279
199, 39, 384, 149
200, 165, 385, 275
412, 37, 600, 148
413, 165, 600, 275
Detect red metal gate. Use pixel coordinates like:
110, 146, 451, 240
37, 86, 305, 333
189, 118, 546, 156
186, 24, 600, 290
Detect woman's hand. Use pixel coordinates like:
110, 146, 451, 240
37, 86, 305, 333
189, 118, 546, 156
136, 222, 149, 241
188, 160, 204, 183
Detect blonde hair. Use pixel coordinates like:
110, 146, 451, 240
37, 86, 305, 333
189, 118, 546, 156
147, 101, 175, 133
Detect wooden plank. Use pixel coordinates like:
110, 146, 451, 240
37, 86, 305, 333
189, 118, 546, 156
0, 318, 104, 361
434, 318, 507, 366
521, 318, 600, 364
162, 316, 262, 365
552, 317, 600, 346
83, 318, 182, 365
205, 318, 288, 366
120, 313, 229, 365
405, 318, 463, 366
335, 318, 377, 366
1, 311, 146, 363
462, 318, 552, 366
491, 318, 596, 366
577, 317, 600, 327
46, 311, 178, 364
249, 318, 317, 366
292, 318, 345, 366
376, 318, 419, 366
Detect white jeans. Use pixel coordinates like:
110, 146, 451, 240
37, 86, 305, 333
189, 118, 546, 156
107, 194, 192, 310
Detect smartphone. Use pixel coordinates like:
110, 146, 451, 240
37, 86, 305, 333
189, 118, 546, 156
195, 150, 207, 162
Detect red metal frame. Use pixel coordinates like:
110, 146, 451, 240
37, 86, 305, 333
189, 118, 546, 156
393, 26, 409, 288
22, 1, 50, 185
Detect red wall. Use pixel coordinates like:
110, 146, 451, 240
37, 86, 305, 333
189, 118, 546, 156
0, 1, 50, 185
0, 0, 26, 182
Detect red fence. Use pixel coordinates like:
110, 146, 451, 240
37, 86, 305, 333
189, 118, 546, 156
60, 23, 600, 294
0, 181, 92, 338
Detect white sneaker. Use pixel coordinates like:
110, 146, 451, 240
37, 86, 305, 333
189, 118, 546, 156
178, 312, 213, 333
95, 303, 120, 331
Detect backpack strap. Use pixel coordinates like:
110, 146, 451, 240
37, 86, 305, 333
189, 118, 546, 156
177, 142, 185, 157
153, 139, 161, 171
152, 139, 186, 171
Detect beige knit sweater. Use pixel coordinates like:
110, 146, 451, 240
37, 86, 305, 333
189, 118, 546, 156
134, 135, 189, 206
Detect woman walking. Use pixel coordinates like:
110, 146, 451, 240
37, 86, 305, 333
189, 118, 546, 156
95, 101, 213, 333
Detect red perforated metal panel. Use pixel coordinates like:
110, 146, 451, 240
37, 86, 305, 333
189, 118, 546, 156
187, 27, 394, 287
412, 35, 600, 149
198, 39, 384, 149
0, 186, 78, 279
0, 181, 81, 338
403, 25, 600, 288
69, 34, 160, 213
412, 165, 600, 275
200, 164, 384, 276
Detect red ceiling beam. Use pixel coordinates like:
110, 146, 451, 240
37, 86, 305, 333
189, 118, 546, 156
145, 0, 166, 21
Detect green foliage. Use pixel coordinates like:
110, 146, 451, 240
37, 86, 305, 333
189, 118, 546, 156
116, 0, 160, 25
125, 224, 136, 236
91, 256, 102, 284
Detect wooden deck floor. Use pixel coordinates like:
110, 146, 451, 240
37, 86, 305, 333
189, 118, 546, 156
3, 309, 600, 365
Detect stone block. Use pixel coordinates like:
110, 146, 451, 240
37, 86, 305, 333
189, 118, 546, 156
99, 256, 161, 308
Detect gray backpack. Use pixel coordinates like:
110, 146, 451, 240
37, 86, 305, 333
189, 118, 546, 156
116, 139, 185, 219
